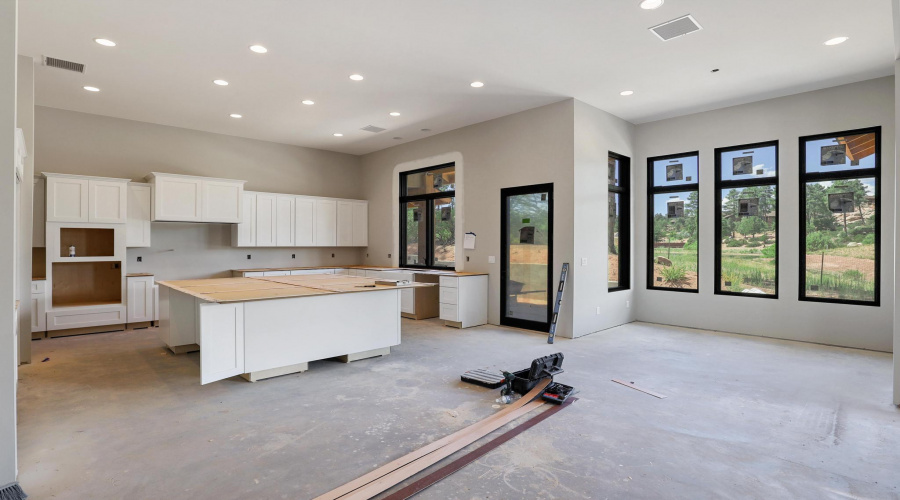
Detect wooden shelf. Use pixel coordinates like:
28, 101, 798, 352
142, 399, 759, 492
52, 261, 122, 307
59, 227, 115, 257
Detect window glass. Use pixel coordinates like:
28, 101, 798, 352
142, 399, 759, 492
403, 165, 456, 196
608, 157, 620, 187
803, 133, 877, 174
652, 154, 699, 187
720, 145, 777, 181
608, 192, 621, 287
404, 201, 427, 266
651, 191, 698, 290
432, 197, 455, 268
720, 186, 777, 295
804, 177, 876, 302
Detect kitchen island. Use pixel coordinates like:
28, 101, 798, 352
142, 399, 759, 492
158, 274, 430, 384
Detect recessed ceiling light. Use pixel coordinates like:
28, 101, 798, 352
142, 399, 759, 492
620, 90, 634, 96
333, 133, 344, 137
93, 38, 116, 47
249, 45, 267, 53
213, 79, 229, 86
390, 112, 401, 117
824, 36, 849, 46
301, 100, 315, 105
349, 74, 364, 81
639, 0, 664, 9
470, 81, 484, 88
83, 86, 100, 92
229, 114, 242, 118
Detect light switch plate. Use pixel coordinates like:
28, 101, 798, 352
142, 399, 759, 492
488, 256, 496, 264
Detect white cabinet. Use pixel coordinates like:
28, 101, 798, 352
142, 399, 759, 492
315, 200, 337, 247
200, 302, 245, 385
31, 280, 46, 333
352, 201, 368, 246
294, 197, 316, 246
127, 275, 155, 325
255, 194, 277, 247
337, 201, 354, 246
45, 173, 129, 224
126, 183, 152, 248
147, 173, 245, 223
439, 275, 488, 328
276, 196, 295, 247
233, 192, 256, 247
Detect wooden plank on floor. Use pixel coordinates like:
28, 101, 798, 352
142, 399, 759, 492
611, 379, 667, 399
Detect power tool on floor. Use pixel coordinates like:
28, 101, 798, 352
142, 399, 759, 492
462, 353, 576, 405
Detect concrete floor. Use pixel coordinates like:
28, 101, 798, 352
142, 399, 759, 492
16, 320, 900, 500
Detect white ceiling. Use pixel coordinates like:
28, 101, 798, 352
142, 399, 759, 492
18, 0, 895, 156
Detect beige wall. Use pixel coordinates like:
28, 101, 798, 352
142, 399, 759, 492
361, 100, 577, 337
634, 76, 895, 352
34, 106, 366, 280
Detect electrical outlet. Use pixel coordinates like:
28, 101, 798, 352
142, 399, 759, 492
626, 300, 630, 308
388, 253, 391, 258
581, 257, 588, 266
247, 255, 251, 259
466, 256, 470, 262
137, 256, 142, 263
596, 306, 601, 315
488, 256, 495, 264
332, 253, 335, 258
292, 254, 295, 259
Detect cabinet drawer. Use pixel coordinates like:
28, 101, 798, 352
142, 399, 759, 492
440, 303, 459, 322
439, 286, 458, 305
47, 306, 125, 331
31, 281, 46, 294
439, 276, 458, 288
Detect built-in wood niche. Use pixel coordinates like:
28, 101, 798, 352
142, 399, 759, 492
52, 261, 121, 307
59, 227, 115, 258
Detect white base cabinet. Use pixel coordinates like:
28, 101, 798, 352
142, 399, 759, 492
127, 275, 155, 325
439, 275, 488, 328
31, 280, 46, 334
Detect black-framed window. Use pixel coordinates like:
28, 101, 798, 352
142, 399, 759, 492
714, 141, 779, 298
608, 152, 630, 291
399, 163, 456, 269
647, 151, 699, 292
800, 127, 880, 306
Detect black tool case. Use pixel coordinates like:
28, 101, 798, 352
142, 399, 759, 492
510, 353, 565, 395
541, 382, 575, 404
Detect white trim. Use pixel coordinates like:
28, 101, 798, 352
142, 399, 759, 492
392, 152, 464, 271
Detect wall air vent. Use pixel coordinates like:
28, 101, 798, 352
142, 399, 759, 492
43, 56, 85, 73
650, 14, 702, 41
360, 125, 386, 133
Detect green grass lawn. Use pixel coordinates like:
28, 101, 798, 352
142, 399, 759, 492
720, 248, 775, 294
652, 248, 697, 272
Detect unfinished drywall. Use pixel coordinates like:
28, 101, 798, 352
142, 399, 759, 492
33, 107, 366, 280
361, 100, 576, 337
1, 0, 18, 486
573, 100, 637, 337
16, 55, 32, 365
635, 77, 895, 352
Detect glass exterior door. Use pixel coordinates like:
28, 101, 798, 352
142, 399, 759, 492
501, 183, 553, 332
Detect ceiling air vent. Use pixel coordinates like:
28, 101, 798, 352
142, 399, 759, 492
43, 56, 85, 73
360, 125, 386, 133
650, 14, 702, 41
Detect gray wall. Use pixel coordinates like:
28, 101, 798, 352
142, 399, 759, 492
573, 100, 637, 337
33, 107, 366, 280
1, 0, 18, 486
16, 55, 32, 365
361, 101, 576, 337
634, 77, 895, 352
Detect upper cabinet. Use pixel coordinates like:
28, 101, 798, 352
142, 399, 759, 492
44, 173, 128, 224
232, 192, 366, 248
146, 173, 245, 223
126, 183, 152, 248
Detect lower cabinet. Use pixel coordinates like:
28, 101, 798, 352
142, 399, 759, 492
127, 275, 155, 326
439, 275, 488, 328
31, 280, 46, 336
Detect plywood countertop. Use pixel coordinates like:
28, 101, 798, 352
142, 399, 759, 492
231, 265, 488, 277
159, 274, 435, 304
126, 273, 154, 277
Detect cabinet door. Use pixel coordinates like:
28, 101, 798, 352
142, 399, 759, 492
337, 201, 354, 246
234, 192, 256, 247
315, 200, 337, 247
200, 302, 245, 385
294, 197, 316, 246
154, 176, 202, 221
202, 180, 243, 223
89, 180, 128, 223
46, 176, 89, 222
255, 194, 277, 247
275, 196, 295, 247
352, 201, 368, 246
31, 294, 46, 332
126, 184, 152, 247
400, 288, 415, 314
127, 276, 154, 323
